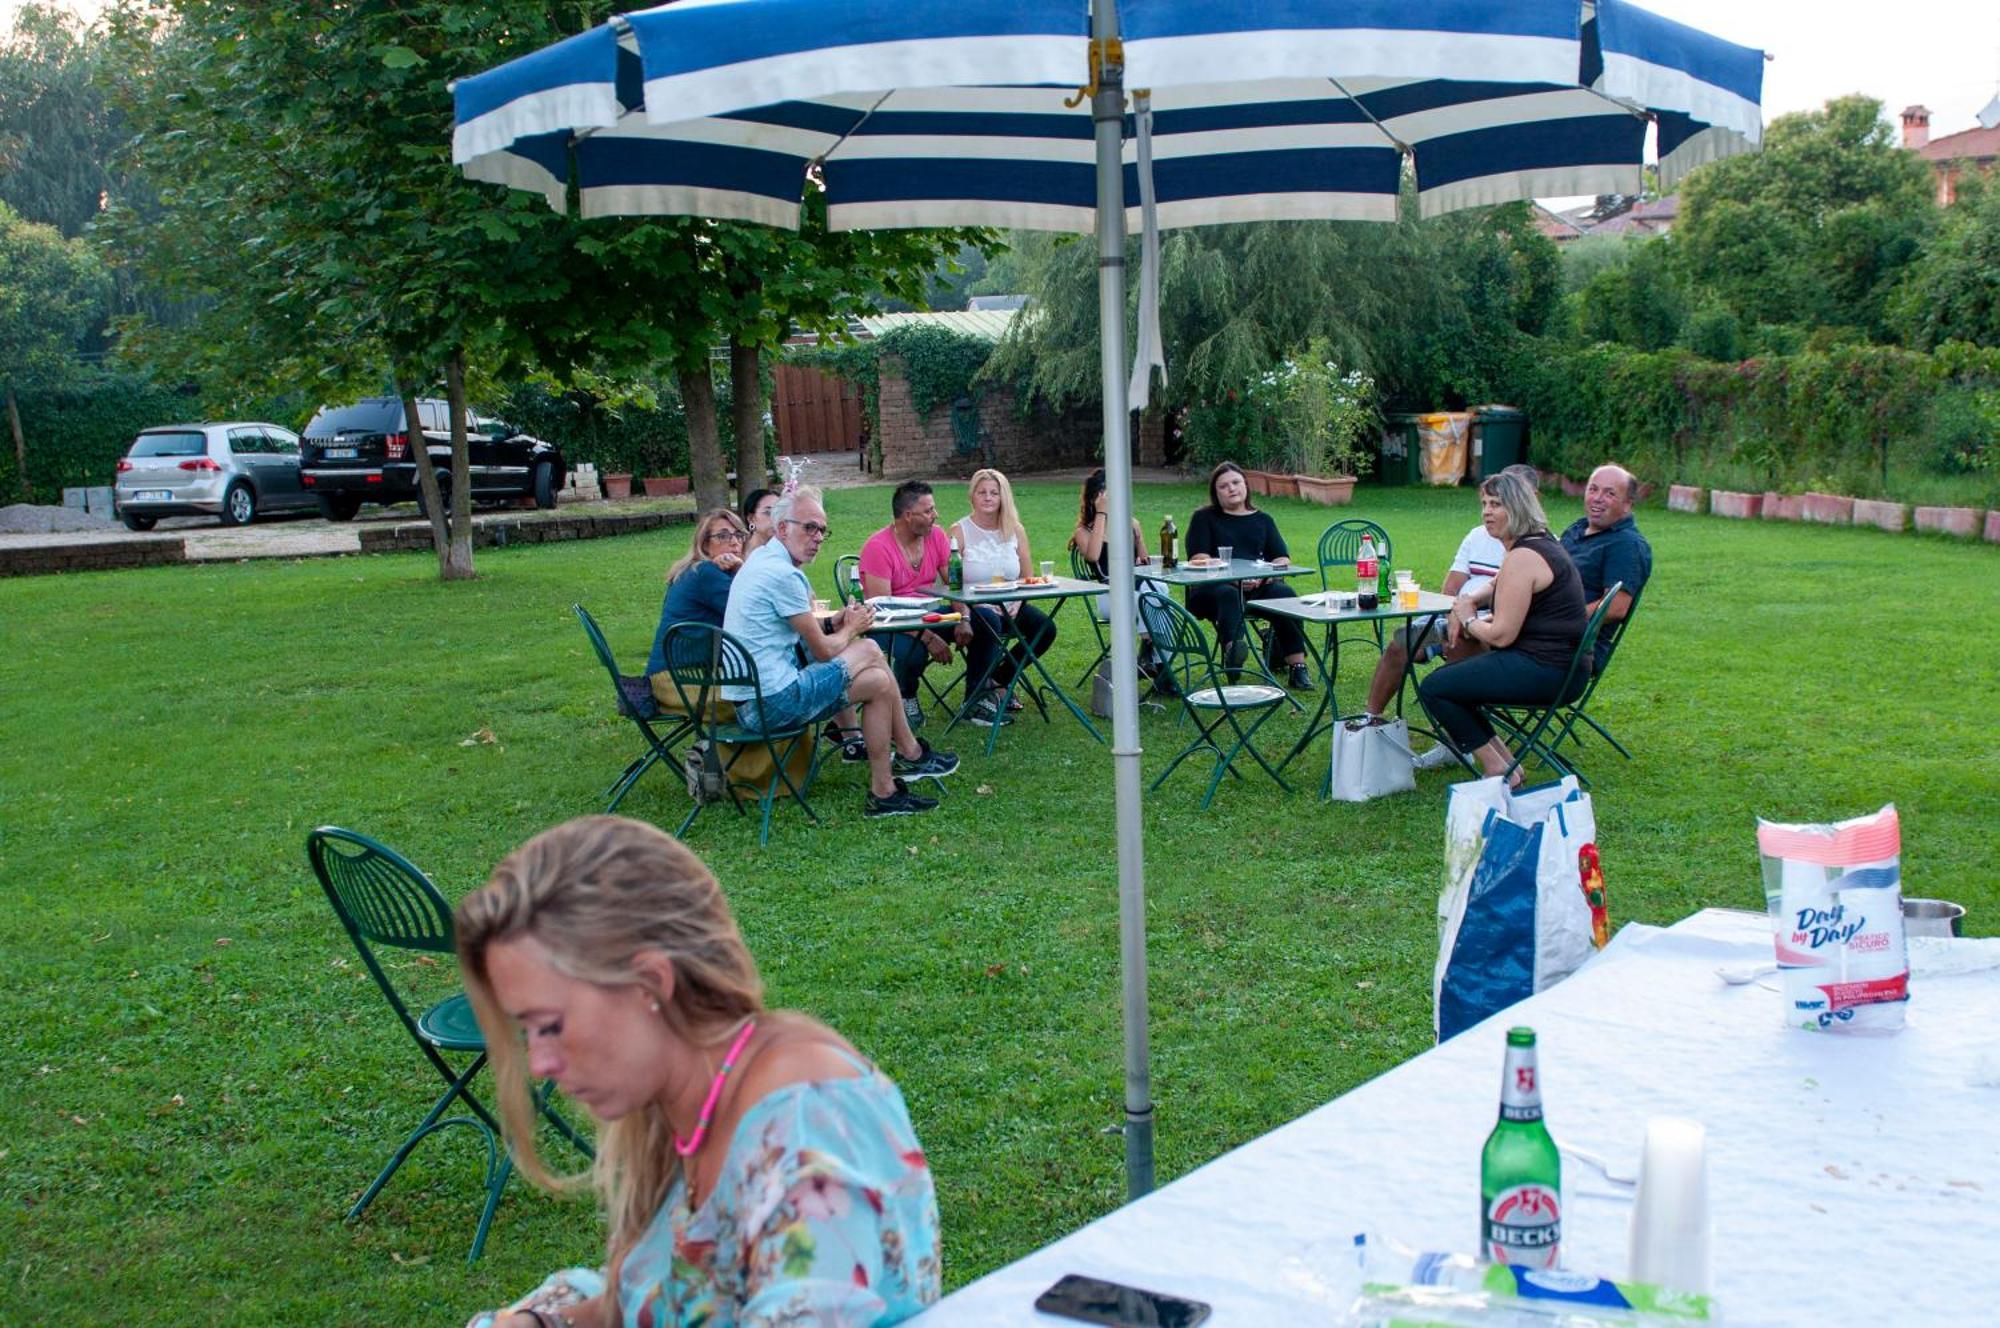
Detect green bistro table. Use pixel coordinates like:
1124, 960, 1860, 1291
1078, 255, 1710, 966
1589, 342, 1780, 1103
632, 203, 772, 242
1133, 556, 1317, 594
1249, 588, 1457, 794
929, 576, 1109, 755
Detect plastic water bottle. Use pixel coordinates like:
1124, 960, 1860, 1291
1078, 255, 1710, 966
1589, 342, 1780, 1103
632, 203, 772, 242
1356, 534, 1380, 610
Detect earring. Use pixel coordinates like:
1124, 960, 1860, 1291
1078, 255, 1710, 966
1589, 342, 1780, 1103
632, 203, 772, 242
648, 997, 660, 1013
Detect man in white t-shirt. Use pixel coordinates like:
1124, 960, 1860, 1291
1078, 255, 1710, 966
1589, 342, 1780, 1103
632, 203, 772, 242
1359, 465, 1534, 761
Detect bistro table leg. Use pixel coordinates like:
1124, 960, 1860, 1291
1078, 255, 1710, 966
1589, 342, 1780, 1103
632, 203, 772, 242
1276, 621, 1337, 772
1002, 595, 1102, 751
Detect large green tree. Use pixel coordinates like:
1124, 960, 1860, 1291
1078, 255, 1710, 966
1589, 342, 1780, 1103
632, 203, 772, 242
0, 200, 108, 498
1889, 173, 2000, 350
0, 4, 126, 240
1673, 95, 1935, 342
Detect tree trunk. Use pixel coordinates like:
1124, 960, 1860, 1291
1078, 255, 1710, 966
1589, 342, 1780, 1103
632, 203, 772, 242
442, 349, 476, 580
680, 360, 729, 512
402, 378, 453, 567
6, 386, 27, 502
730, 337, 766, 503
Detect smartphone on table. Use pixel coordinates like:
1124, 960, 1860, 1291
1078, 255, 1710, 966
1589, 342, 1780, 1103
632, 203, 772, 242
1034, 1273, 1212, 1328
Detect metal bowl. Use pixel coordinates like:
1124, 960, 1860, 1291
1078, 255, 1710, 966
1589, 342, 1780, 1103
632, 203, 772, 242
1902, 897, 1966, 939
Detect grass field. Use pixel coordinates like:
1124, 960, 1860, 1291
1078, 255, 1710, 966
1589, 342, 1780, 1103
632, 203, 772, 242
3, 478, 1995, 1323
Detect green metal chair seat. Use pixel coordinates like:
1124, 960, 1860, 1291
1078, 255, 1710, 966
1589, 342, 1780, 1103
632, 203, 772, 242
575, 603, 692, 812
1184, 682, 1288, 708
415, 992, 486, 1052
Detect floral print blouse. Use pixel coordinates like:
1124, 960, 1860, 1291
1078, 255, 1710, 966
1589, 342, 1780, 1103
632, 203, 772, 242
472, 1059, 939, 1328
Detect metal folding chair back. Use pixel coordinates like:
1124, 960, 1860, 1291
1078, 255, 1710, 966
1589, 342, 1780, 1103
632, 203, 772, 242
1492, 581, 1623, 786
1551, 579, 1645, 760
834, 553, 862, 605
574, 603, 691, 810
307, 827, 589, 1262
659, 622, 823, 846
1137, 590, 1293, 808
1069, 545, 1114, 686
1315, 518, 1392, 592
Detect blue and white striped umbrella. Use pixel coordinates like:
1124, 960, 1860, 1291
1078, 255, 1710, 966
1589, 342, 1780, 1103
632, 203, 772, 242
452, 0, 1761, 1204
453, 0, 1762, 234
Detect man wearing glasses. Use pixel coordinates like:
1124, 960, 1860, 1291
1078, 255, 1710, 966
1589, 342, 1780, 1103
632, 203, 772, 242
724, 486, 958, 817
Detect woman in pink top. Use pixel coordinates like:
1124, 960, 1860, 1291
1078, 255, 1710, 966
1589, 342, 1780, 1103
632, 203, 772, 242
857, 480, 958, 726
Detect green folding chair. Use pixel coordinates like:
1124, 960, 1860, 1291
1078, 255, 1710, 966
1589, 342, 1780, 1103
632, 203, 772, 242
1137, 589, 1294, 808
1486, 582, 1623, 787
308, 827, 591, 1262
1069, 545, 1115, 687
1547, 579, 1645, 762
834, 553, 863, 605
574, 603, 692, 811
659, 623, 824, 846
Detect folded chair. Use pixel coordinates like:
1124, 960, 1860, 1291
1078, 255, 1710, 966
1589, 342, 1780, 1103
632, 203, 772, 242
574, 603, 692, 811
658, 622, 823, 846
1137, 589, 1294, 808
1487, 582, 1623, 787
308, 827, 591, 1262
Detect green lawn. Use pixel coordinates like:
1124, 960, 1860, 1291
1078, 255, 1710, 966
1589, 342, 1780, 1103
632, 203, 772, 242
2, 480, 1995, 1323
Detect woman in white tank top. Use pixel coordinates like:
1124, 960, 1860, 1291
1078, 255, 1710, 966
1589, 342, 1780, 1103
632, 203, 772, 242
951, 469, 1058, 726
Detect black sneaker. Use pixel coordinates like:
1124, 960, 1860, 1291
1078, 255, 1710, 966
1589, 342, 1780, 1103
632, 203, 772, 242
865, 778, 939, 818
1287, 663, 1315, 691
823, 723, 870, 763
967, 693, 1012, 728
893, 738, 960, 782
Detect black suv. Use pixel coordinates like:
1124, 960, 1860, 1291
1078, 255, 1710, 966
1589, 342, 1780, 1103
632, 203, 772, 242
298, 397, 565, 519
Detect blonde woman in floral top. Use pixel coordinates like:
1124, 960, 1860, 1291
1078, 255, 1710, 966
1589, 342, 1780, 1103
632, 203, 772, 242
459, 816, 940, 1328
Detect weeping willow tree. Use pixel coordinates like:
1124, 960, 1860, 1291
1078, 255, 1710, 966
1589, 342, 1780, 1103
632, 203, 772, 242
984, 187, 1560, 466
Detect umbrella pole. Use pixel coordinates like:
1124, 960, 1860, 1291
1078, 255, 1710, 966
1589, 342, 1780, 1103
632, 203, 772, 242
1091, 0, 1153, 1203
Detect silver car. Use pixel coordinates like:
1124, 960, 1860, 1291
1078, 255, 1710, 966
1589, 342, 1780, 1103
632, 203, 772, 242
113, 422, 316, 530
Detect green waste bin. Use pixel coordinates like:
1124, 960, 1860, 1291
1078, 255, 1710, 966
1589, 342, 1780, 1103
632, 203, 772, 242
1376, 413, 1423, 486
1472, 404, 1527, 480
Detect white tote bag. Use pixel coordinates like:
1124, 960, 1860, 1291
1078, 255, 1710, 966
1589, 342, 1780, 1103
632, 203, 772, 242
1329, 717, 1417, 802
1434, 775, 1597, 1040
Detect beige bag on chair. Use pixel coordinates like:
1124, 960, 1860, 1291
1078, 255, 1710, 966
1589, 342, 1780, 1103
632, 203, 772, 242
1329, 716, 1417, 801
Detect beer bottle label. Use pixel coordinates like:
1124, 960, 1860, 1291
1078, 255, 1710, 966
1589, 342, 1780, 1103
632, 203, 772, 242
1484, 1183, 1561, 1267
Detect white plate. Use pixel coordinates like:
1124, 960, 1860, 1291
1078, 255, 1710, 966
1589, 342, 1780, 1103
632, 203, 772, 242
976, 579, 1020, 593
868, 595, 941, 611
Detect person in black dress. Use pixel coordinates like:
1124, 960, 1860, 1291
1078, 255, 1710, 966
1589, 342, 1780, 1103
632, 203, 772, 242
1185, 462, 1312, 690
1417, 469, 1589, 784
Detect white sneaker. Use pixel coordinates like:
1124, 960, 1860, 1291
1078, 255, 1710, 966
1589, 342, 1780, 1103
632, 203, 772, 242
1413, 742, 1460, 771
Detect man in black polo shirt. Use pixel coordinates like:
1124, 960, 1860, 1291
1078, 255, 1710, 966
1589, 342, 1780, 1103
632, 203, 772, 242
1559, 464, 1652, 668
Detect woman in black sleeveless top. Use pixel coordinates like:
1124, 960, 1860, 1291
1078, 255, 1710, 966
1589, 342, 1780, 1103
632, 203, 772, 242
1418, 470, 1587, 783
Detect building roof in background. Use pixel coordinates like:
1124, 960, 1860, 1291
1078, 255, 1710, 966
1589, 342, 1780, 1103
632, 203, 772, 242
967, 294, 1028, 311
854, 308, 1021, 342
1919, 123, 2000, 163
1531, 203, 1585, 241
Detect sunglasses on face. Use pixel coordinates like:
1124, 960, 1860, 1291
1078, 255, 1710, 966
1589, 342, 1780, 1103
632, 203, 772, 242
783, 519, 831, 538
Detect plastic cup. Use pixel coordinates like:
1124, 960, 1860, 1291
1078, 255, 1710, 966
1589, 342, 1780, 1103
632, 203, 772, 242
1040, 559, 1055, 581
1217, 545, 1234, 567
1627, 1117, 1712, 1295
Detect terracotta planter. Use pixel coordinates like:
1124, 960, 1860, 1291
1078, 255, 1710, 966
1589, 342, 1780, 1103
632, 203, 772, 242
1667, 484, 1704, 514
1986, 511, 2000, 544
1709, 489, 1763, 519
1268, 473, 1302, 499
1800, 491, 1853, 525
1295, 474, 1358, 506
1243, 468, 1272, 496
602, 472, 633, 499
1762, 492, 1805, 521
1913, 505, 1980, 537
1850, 498, 1907, 533
642, 475, 691, 496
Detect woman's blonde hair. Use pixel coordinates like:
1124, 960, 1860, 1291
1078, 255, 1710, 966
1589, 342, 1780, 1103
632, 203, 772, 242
665, 508, 748, 583
456, 816, 763, 1270
966, 468, 1025, 543
1479, 468, 1553, 542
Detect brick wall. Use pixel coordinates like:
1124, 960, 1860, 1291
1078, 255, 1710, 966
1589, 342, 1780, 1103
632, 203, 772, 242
876, 356, 1116, 481
0, 537, 187, 578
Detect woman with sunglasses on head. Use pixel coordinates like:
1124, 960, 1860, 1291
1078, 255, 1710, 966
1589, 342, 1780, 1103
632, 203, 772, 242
461, 815, 941, 1328
949, 468, 1058, 727
1068, 467, 1149, 579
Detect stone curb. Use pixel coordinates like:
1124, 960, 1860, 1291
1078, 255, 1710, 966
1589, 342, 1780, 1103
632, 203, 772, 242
0, 536, 188, 578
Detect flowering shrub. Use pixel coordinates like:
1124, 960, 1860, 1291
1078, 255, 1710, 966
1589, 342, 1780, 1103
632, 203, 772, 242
1255, 337, 1376, 477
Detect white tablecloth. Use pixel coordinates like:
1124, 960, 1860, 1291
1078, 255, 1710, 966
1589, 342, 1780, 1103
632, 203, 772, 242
916, 909, 2000, 1325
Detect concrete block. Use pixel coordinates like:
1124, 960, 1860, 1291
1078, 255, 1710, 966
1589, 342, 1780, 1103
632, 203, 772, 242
1709, 489, 1763, 519
1850, 499, 1907, 533
1913, 506, 1980, 537
1667, 484, 1704, 514
1800, 492, 1853, 525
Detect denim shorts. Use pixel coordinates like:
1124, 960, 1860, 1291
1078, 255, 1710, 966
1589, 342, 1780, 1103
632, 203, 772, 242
736, 658, 849, 734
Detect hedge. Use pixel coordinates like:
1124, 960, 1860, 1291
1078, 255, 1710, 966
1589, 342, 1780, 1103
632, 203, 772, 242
4, 371, 199, 498
1509, 339, 2000, 496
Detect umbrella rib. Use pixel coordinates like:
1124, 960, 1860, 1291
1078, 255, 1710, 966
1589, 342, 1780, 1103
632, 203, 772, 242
815, 90, 898, 168
1324, 77, 1413, 157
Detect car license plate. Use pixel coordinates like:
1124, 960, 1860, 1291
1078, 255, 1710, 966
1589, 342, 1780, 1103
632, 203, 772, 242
324, 447, 358, 459
134, 489, 170, 501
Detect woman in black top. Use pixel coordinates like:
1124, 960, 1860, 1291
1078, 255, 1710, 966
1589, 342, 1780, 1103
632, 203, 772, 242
1184, 462, 1312, 689
1417, 469, 1588, 783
